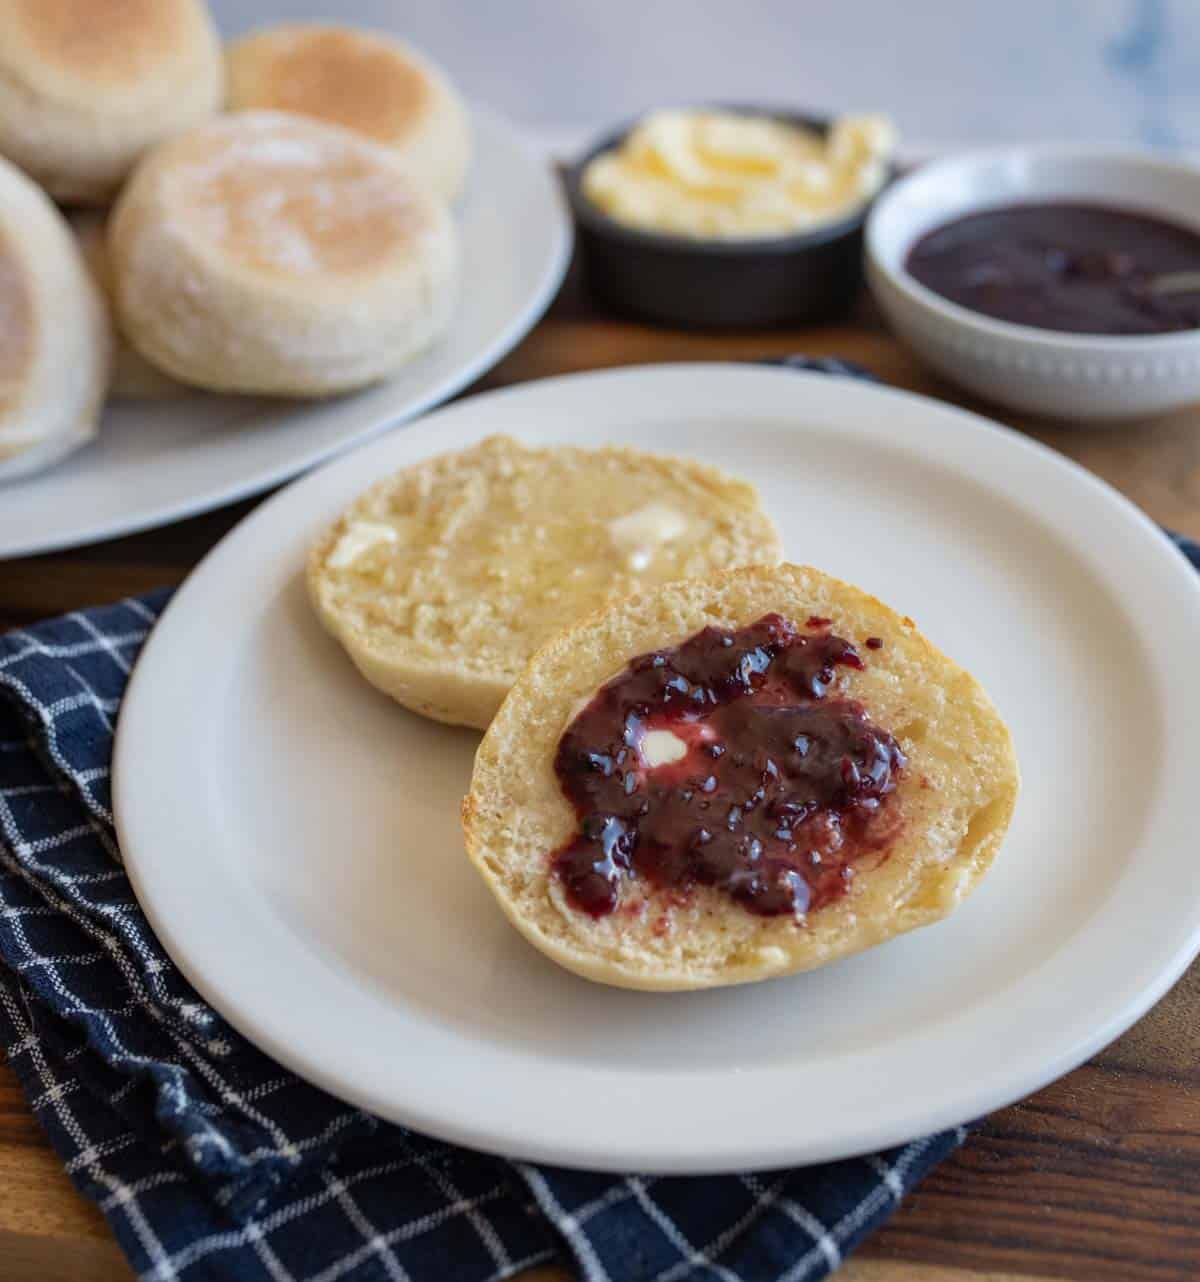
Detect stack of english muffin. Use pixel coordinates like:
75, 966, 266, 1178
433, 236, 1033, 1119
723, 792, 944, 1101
0, 0, 468, 482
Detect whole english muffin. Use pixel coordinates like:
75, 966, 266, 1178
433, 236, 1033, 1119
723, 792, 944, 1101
109, 112, 460, 397
227, 22, 471, 203
0, 0, 223, 205
308, 436, 783, 728
0, 156, 109, 481
70, 212, 187, 402
462, 564, 1019, 991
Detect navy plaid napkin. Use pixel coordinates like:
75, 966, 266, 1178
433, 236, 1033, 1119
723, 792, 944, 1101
3, 357, 1195, 1282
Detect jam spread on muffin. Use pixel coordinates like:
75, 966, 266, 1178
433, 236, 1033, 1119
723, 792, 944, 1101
906, 202, 1200, 335
551, 613, 905, 918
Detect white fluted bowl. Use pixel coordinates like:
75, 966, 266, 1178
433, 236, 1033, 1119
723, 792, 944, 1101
865, 147, 1200, 422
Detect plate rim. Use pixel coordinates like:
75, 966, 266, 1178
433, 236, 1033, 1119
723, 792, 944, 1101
114, 363, 1200, 1172
0, 104, 573, 561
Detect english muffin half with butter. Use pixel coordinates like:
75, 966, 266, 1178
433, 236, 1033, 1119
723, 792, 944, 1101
0, 156, 109, 482
0, 0, 223, 204
110, 112, 459, 397
463, 564, 1019, 991
227, 23, 471, 203
308, 436, 783, 728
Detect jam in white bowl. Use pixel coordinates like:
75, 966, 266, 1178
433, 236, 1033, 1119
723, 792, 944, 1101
866, 147, 1200, 422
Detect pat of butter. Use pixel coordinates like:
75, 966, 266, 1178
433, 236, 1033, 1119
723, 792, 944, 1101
328, 520, 398, 570
640, 729, 688, 768
608, 502, 689, 571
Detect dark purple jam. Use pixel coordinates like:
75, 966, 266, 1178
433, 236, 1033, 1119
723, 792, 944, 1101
905, 202, 1200, 335
551, 614, 905, 920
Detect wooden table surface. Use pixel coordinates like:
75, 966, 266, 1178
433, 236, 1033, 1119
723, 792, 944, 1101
2, 268, 1199, 1282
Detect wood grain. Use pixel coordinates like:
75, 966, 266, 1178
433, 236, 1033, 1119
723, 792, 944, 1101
1, 266, 1198, 1282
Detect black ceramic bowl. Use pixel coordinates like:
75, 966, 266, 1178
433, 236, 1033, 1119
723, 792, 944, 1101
565, 108, 888, 329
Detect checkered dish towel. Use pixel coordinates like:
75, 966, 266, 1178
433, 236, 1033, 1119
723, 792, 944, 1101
4, 369, 1196, 1282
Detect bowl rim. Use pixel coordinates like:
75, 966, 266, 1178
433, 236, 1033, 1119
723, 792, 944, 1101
865, 143, 1200, 351
564, 103, 890, 256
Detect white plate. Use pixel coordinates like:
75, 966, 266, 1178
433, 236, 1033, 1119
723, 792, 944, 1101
114, 364, 1200, 1173
0, 107, 570, 561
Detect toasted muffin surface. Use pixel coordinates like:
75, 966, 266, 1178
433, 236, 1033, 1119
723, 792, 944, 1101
463, 564, 1019, 991
308, 436, 784, 727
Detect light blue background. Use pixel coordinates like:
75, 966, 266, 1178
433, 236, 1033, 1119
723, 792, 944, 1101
209, 1, 1200, 154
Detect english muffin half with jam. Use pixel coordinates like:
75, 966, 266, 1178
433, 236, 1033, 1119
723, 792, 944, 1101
463, 563, 1019, 991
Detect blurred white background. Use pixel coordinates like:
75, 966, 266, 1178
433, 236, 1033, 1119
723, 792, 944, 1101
209, 0, 1200, 155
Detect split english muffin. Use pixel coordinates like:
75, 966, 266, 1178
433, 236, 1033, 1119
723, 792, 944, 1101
308, 436, 784, 728
227, 22, 471, 203
0, 156, 109, 482
0, 0, 223, 205
462, 564, 1019, 991
109, 111, 460, 397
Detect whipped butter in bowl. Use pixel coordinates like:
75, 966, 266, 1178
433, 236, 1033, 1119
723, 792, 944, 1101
566, 106, 898, 328
582, 109, 895, 240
